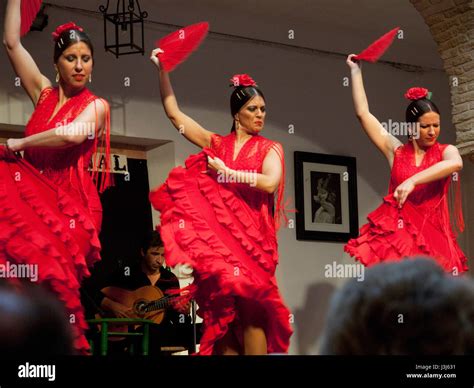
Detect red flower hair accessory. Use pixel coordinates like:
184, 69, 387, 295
52, 22, 84, 42
229, 74, 257, 88
405, 87, 432, 101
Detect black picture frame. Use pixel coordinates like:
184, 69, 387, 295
294, 151, 359, 242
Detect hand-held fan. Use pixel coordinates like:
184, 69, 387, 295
353, 27, 400, 63
20, 0, 43, 37
155, 22, 209, 72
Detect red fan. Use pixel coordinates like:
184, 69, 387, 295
353, 27, 400, 63
155, 22, 209, 72
20, 0, 43, 37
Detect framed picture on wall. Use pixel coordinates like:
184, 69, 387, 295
294, 151, 359, 242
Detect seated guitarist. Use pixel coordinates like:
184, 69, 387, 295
99, 230, 191, 325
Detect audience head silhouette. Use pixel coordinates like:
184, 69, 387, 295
0, 281, 74, 356
320, 257, 474, 355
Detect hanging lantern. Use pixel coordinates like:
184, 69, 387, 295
99, 0, 148, 58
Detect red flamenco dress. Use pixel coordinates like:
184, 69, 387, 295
345, 142, 467, 274
0, 86, 112, 354
150, 131, 293, 354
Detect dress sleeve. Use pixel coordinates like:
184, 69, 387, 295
90, 98, 113, 193
441, 144, 464, 233
36, 86, 53, 107
270, 141, 284, 160
210, 133, 223, 152
269, 142, 290, 231
438, 143, 449, 153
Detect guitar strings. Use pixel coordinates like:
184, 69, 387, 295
145, 295, 181, 312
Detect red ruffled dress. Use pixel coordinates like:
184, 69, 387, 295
0, 86, 111, 354
345, 142, 467, 274
150, 131, 293, 354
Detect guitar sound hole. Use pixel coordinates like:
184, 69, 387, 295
134, 301, 148, 315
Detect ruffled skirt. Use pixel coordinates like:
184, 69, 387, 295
150, 150, 292, 354
344, 195, 468, 274
0, 147, 101, 354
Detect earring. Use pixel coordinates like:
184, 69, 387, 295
55, 72, 59, 83
89, 74, 92, 83
235, 121, 240, 130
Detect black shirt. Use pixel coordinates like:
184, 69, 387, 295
96, 262, 183, 325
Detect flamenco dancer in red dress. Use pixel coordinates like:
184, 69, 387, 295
1, 0, 111, 354
149, 48, 293, 355
344, 54, 467, 274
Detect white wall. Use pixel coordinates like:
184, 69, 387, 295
1, 2, 470, 355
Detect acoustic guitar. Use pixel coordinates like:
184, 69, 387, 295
99, 285, 184, 324
94, 285, 191, 341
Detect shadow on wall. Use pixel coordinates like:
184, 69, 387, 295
459, 158, 474, 273
294, 282, 336, 355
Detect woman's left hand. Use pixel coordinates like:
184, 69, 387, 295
393, 178, 415, 208
207, 156, 227, 174
6, 138, 24, 152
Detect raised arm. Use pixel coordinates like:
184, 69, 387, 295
346, 54, 402, 166
150, 48, 214, 149
6, 99, 107, 151
3, 0, 51, 105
